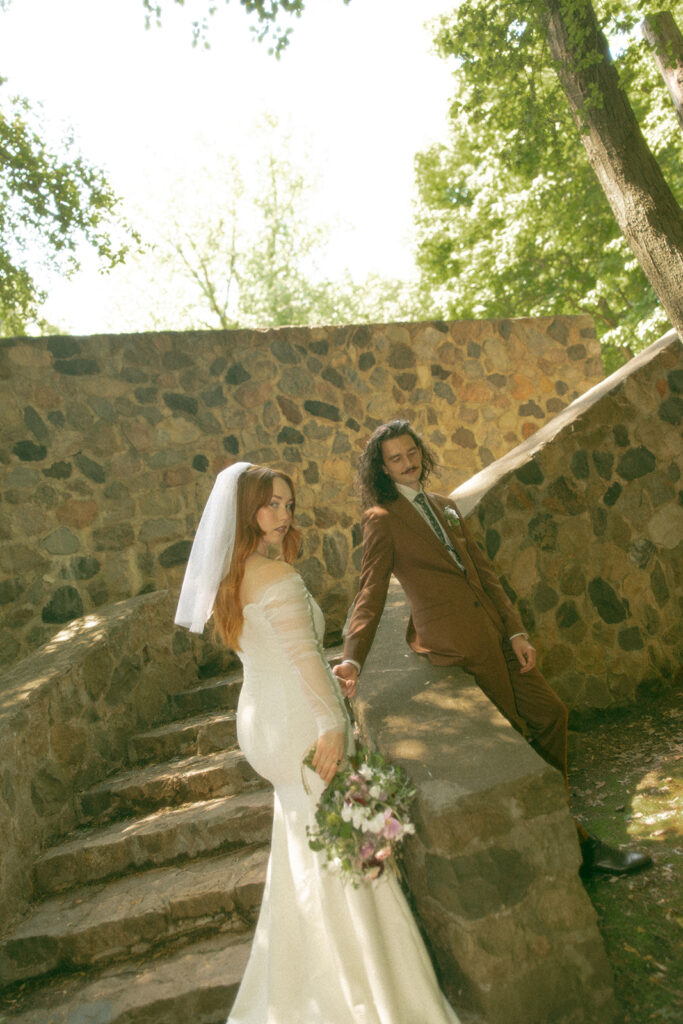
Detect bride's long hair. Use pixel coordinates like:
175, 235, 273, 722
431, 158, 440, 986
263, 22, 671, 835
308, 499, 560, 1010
213, 466, 301, 649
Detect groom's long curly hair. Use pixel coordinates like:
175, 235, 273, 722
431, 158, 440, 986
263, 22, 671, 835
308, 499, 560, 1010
357, 420, 438, 509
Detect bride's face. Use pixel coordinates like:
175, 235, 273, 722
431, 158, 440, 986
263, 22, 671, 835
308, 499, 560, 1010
256, 478, 294, 554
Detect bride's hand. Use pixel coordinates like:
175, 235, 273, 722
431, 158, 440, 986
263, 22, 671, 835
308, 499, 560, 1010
312, 729, 346, 784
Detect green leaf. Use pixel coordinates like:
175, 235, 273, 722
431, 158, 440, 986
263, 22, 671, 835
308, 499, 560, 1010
0, 78, 134, 333
414, 0, 682, 368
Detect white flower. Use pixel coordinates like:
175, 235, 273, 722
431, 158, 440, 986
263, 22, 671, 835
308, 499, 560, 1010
355, 806, 372, 830
367, 811, 387, 834
369, 784, 383, 799
358, 764, 373, 780
343, 802, 372, 830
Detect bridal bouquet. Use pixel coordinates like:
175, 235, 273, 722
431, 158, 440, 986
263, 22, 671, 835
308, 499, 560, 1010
303, 747, 416, 886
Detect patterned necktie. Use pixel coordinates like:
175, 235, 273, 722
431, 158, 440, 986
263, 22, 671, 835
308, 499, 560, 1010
414, 492, 466, 573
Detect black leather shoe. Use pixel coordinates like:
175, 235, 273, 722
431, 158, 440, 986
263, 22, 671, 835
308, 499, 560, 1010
580, 836, 653, 876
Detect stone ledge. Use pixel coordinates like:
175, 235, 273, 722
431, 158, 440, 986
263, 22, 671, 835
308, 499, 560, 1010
451, 329, 682, 713
352, 580, 617, 1024
451, 329, 680, 518
0, 591, 214, 930
1, 315, 602, 668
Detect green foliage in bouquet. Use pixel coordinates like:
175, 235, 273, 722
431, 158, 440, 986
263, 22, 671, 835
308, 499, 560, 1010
304, 748, 417, 886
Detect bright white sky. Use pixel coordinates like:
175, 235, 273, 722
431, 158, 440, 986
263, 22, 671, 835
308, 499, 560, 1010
0, 0, 458, 333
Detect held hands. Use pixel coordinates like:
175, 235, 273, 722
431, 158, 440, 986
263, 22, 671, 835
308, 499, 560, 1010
511, 634, 536, 674
332, 661, 359, 698
312, 729, 346, 784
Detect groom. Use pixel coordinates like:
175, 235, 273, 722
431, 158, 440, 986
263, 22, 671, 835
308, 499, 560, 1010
333, 419, 651, 876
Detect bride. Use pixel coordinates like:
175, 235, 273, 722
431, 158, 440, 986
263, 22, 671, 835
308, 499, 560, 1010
176, 462, 460, 1024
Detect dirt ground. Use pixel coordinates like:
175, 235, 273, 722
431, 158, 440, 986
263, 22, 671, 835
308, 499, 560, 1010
569, 685, 683, 1024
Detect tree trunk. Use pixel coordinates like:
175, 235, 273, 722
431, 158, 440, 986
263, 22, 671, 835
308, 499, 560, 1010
640, 12, 683, 131
543, 0, 683, 338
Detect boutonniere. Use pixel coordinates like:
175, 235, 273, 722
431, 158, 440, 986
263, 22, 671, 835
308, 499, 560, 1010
443, 507, 460, 529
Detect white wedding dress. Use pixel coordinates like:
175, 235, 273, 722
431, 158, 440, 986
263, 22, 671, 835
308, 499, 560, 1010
227, 569, 460, 1024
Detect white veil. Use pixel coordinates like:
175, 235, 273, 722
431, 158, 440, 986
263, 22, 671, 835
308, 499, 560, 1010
174, 461, 253, 633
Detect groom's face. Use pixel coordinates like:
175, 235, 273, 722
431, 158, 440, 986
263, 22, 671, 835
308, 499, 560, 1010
381, 434, 423, 491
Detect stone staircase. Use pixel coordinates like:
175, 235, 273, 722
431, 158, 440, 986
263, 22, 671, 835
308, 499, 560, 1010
0, 669, 272, 1024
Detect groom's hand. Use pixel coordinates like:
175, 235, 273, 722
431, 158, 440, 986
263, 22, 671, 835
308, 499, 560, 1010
511, 635, 536, 674
333, 661, 359, 698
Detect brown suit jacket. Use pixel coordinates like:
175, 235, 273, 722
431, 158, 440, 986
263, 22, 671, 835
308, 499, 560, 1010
343, 491, 526, 670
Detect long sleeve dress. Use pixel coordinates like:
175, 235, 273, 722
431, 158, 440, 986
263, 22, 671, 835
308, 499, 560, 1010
227, 568, 460, 1024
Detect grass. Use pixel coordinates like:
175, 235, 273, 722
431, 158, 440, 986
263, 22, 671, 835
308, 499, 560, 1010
569, 687, 683, 1024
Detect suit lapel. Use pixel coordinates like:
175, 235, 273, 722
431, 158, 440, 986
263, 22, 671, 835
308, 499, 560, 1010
392, 494, 457, 564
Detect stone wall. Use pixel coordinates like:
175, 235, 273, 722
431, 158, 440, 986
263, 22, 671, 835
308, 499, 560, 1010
0, 316, 601, 668
452, 331, 682, 714
354, 583, 617, 1024
0, 590, 214, 927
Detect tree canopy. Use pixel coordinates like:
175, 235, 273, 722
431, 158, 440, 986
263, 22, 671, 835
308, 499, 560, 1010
143, 0, 683, 361
414, 1, 682, 368
142, 0, 348, 54
0, 77, 132, 336
5, 0, 681, 346
106, 126, 424, 332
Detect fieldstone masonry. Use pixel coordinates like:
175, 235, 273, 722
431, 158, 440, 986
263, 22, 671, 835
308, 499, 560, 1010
2, 319, 679, 1022
0, 586, 618, 1024
0, 590, 214, 927
0, 316, 601, 668
452, 330, 682, 713
354, 582, 617, 1024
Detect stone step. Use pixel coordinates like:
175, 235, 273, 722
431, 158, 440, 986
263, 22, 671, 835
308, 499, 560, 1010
0, 929, 253, 1024
35, 789, 273, 896
128, 710, 238, 765
77, 748, 260, 825
0, 846, 268, 988
169, 674, 243, 718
